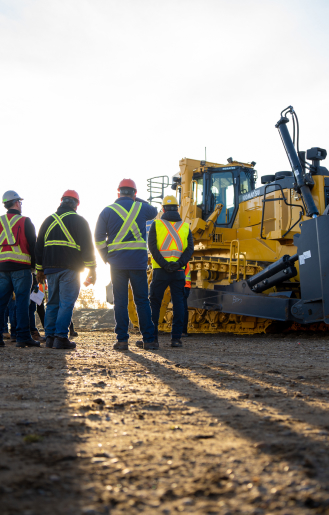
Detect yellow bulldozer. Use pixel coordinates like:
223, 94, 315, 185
128, 106, 329, 334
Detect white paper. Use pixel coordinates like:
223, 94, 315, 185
304, 250, 311, 259
299, 255, 305, 265
30, 289, 45, 306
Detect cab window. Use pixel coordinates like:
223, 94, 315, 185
210, 172, 235, 224
239, 170, 254, 194
193, 177, 204, 207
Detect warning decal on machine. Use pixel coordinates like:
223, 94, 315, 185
299, 250, 311, 265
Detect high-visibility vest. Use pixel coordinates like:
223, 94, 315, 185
185, 262, 191, 288
36, 211, 96, 271
44, 212, 81, 251
96, 202, 147, 254
151, 219, 189, 269
0, 214, 31, 265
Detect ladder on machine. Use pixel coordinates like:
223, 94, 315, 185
147, 175, 170, 205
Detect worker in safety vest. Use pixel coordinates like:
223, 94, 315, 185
0, 190, 39, 348
182, 262, 191, 337
35, 190, 96, 349
95, 179, 157, 350
147, 195, 194, 348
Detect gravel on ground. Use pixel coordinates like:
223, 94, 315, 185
0, 331, 329, 515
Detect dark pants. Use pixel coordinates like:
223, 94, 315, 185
45, 270, 80, 338
29, 300, 37, 332
183, 287, 190, 333
37, 302, 45, 328
150, 268, 185, 340
111, 268, 154, 343
3, 306, 9, 333
0, 270, 32, 343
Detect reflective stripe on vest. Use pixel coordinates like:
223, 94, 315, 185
151, 219, 189, 269
159, 220, 184, 259
0, 214, 20, 246
44, 212, 81, 250
0, 214, 31, 264
185, 262, 191, 287
106, 202, 147, 253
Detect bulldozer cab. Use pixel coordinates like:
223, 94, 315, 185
194, 166, 256, 227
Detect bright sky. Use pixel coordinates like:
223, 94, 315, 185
1, 0, 329, 301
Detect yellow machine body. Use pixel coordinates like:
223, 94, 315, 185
128, 114, 329, 335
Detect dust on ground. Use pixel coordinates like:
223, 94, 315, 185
0, 331, 329, 515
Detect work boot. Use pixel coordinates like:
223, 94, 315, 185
70, 329, 78, 337
181, 333, 190, 338
53, 337, 76, 350
0, 340, 5, 347
31, 330, 46, 343
3, 332, 10, 340
46, 336, 55, 348
16, 339, 41, 348
143, 339, 159, 350
171, 339, 183, 348
135, 338, 158, 349
113, 340, 128, 350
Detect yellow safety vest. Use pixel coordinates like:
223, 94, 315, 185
96, 202, 147, 253
151, 219, 189, 269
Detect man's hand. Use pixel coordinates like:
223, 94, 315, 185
164, 262, 181, 273
36, 271, 45, 284
88, 267, 96, 285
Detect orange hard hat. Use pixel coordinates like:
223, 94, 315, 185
117, 179, 137, 192
61, 189, 80, 205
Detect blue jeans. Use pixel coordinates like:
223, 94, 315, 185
45, 269, 80, 338
3, 306, 9, 333
150, 268, 185, 340
111, 268, 154, 342
8, 298, 17, 338
0, 270, 32, 343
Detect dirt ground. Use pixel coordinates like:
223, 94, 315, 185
0, 331, 329, 515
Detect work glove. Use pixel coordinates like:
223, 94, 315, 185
165, 262, 181, 273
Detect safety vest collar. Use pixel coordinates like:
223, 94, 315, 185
106, 201, 147, 253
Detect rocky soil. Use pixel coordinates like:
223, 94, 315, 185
0, 331, 329, 515
72, 309, 115, 332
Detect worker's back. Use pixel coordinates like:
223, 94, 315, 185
35, 205, 95, 272
95, 196, 157, 270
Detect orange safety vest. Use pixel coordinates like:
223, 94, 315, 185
185, 262, 191, 288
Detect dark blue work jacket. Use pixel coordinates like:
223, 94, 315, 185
95, 197, 157, 270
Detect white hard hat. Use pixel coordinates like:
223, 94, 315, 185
2, 190, 24, 204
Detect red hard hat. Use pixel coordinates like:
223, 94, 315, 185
117, 179, 137, 192
61, 189, 80, 205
